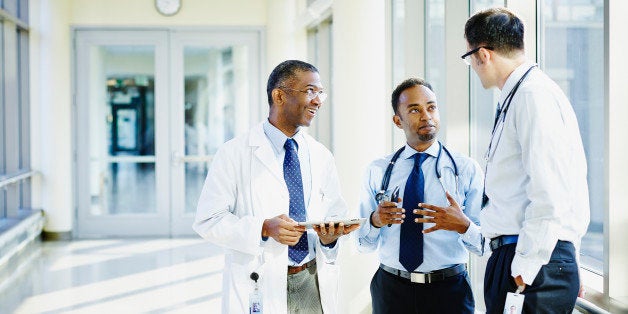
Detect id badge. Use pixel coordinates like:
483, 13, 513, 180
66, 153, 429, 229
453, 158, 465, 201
503, 292, 524, 314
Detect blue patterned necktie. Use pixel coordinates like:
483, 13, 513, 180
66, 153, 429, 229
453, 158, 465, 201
284, 138, 309, 263
399, 153, 428, 272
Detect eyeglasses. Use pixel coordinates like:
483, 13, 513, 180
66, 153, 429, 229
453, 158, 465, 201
279, 87, 328, 102
461, 46, 493, 65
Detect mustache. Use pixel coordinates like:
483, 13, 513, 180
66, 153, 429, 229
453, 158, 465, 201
420, 123, 436, 128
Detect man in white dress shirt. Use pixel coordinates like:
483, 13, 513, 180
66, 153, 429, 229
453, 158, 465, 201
462, 7, 590, 313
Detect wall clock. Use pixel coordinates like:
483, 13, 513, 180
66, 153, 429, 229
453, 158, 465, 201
155, 0, 181, 16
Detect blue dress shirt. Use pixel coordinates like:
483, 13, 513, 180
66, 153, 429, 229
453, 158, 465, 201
357, 141, 484, 272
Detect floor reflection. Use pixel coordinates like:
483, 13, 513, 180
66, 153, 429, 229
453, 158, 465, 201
0, 238, 223, 313
90, 163, 208, 217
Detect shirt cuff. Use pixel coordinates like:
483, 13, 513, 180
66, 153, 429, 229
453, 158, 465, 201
260, 218, 269, 245
511, 253, 544, 285
461, 223, 481, 245
320, 239, 337, 248
365, 214, 382, 239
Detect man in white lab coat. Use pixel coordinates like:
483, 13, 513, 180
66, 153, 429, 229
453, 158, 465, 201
194, 60, 358, 313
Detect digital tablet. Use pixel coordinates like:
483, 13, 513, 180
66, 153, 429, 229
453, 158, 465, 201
297, 217, 367, 228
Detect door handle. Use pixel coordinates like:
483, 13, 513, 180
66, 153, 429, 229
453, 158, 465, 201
172, 151, 213, 166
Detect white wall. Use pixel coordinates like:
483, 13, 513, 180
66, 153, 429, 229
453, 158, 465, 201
69, 0, 266, 26
332, 0, 387, 312
30, 0, 74, 234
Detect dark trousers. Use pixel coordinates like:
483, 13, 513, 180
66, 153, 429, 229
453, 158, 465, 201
370, 267, 474, 314
484, 241, 579, 314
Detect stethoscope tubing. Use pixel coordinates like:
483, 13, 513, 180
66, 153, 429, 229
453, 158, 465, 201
377, 141, 460, 202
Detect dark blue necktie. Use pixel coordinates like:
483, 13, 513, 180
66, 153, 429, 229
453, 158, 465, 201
399, 153, 428, 272
284, 138, 308, 264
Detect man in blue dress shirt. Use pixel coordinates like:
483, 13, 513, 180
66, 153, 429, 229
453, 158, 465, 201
356, 78, 484, 313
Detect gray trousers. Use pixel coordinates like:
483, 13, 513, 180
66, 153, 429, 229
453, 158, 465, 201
287, 263, 323, 313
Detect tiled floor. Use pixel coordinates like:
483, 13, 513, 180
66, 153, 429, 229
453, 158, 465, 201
0, 238, 224, 313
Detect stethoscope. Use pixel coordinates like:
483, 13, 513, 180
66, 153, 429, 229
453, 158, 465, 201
375, 141, 460, 205
484, 65, 537, 163
481, 65, 536, 208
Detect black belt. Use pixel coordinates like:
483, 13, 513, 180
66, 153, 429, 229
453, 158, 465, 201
489, 235, 519, 251
287, 259, 316, 275
379, 263, 466, 284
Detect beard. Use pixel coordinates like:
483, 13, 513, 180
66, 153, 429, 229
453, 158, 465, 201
418, 133, 436, 142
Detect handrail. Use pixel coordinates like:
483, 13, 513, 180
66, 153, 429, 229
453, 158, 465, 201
576, 297, 610, 314
0, 170, 38, 189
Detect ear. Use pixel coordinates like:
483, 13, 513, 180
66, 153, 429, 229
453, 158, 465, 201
271, 88, 283, 106
393, 115, 403, 129
476, 47, 492, 65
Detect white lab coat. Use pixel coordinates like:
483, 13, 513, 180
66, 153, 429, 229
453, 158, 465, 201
193, 122, 347, 314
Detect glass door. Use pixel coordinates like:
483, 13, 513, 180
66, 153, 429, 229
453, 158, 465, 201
169, 31, 261, 235
74, 29, 261, 237
75, 30, 171, 237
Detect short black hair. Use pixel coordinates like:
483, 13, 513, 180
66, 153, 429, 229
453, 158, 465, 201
391, 78, 433, 114
266, 60, 319, 106
464, 7, 524, 56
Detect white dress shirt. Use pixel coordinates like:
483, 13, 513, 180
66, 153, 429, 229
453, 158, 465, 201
480, 61, 591, 284
357, 141, 484, 272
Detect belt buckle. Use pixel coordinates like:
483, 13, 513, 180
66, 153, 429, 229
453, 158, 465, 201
490, 237, 501, 251
410, 272, 428, 284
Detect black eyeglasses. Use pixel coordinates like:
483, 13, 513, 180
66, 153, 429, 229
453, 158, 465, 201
461, 46, 493, 65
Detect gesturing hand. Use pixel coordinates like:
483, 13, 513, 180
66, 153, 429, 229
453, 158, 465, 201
414, 191, 470, 234
262, 214, 306, 245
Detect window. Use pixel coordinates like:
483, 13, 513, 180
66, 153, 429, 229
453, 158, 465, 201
469, 0, 504, 163
539, 0, 604, 274
425, 0, 445, 119
0, 2, 30, 221
391, 0, 405, 86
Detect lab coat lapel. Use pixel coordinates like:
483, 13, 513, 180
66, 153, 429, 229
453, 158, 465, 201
250, 123, 284, 183
304, 136, 320, 211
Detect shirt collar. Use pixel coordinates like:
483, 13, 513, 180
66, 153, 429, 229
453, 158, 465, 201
262, 119, 305, 154
401, 140, 440, 160
500, 61, 537, 105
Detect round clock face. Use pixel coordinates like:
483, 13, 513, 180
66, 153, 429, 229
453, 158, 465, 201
155, 0, 181, 16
